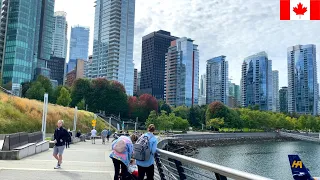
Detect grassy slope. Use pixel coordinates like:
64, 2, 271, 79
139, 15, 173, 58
0, 92, 110, 134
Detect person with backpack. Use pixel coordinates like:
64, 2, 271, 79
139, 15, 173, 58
109, 134, 134, 180
134, 124, 158, 180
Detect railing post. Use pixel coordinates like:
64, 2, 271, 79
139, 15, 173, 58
155, 153, 166, 180
215, 173, 228, 180
169, 158, 186, 180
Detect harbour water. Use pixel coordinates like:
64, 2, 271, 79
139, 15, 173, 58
194, 141, 320, 179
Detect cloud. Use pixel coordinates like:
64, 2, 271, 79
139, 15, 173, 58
56, 0, 320, 88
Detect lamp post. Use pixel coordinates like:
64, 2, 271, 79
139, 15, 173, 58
41, 93, 48, 140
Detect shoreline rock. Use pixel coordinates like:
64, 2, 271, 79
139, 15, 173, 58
165, 137, 296, 156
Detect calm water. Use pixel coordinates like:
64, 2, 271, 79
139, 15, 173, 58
194, 141, 320, 179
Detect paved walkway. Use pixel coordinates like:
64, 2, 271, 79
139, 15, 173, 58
0, 139, 114, 180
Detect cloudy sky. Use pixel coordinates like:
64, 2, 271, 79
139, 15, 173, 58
55, 0, 320, 88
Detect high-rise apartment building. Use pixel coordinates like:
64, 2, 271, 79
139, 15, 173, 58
287, 44, 318, 115
279, 86, 288, 113
228, 81, 240, 107
89, 0, 135, 95
272, 70, 280, 112
140, 30, 177, 99
164, 38, 199, 107
198, 74, 207, 106
206, 56, 228, 105
84, 55, 93, 78
0, 0, 5, 77
69, 25, 90, 61
241, 51, 273, 111
200, 74, 206, 96
52, 11, 68, 58
1, 0, 54, 95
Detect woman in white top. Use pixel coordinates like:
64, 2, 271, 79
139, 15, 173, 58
91, 128, 97, 144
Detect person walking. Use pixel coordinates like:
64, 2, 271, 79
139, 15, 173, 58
135, 124, 158, 180
91, 128, 97, 144
53, 120, 69, 169
101, 128, 108, 144
109, 134, 133, 180
107, 129, 111, 142
65, 128, 72, 148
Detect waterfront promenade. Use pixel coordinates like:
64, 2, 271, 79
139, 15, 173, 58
0, 139, 114, 180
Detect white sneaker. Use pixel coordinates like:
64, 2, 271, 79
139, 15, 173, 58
54, 165, 61, 169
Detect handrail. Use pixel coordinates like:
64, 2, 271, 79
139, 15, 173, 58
156, 149, 273, 180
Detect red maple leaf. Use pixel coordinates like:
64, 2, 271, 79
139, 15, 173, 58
293, 2, 307, 19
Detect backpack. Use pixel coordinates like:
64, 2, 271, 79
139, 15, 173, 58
133, 135, 153, 161
114, 139, 126, 153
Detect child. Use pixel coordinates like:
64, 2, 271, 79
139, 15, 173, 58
129, 159, 138, 178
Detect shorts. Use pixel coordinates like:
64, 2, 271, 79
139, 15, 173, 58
53, 145, 65, 155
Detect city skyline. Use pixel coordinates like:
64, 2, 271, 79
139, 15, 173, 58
54, 0, 320, 88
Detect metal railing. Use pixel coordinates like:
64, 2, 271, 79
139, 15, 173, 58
155, 149, 273, 180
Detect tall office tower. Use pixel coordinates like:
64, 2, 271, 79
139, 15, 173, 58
48, 57, 65, 85
0, 0, 5, 77
272, 70, 280, 112
279, 86, 288, 113
134, 68, 138, 95
200, 74, 206, 96
287, 44, 318, 115
140, 30, 177, 99
137, 71, 141, 94
164, 38, 199, 107
234, 84, 241, 104
206, 56, 228, 105
90, 0, 135, 95
84, 55, 93, 78
52, 11, 68, 58
1, 0, 54, 95
69, 25, 90, 60
198, 74, 207, 106
241, 51, 273, 111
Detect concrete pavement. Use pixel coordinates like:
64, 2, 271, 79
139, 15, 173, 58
0, 139, 114, 180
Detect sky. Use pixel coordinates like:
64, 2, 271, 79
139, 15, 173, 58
55, 0, 320, 88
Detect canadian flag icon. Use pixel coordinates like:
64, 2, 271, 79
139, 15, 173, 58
280, 0, 320, 20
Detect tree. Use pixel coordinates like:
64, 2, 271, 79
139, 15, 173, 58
207, 118, 224, 130
129, 94, 158, 122
172, 116, 189, 130
77, 99, 85, 110
71, 78, 91, 107
189, 106, 201, 127
21, 82, 32, 97
160, 103, 171, 114
36, 75, 53, 94
145, 110, 159, 128
57, 87, 72, 107
206, 101, 229, 122
173, 106, 189, 119
26, 82, 46, 101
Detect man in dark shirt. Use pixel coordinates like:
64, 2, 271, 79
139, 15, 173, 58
53, 120, 69, 169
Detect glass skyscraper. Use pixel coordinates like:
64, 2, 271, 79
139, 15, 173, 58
287, 44, 318, 115
279, 86, 288, 113
52, 11, 68, 58
69, 25, 90, 60
272, 70, 280, 112
1, 0, 54, 95
241, 51, 273, 111
164, 37, 199, 107
206, 56, 228, 105
89, 0, 135, 95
